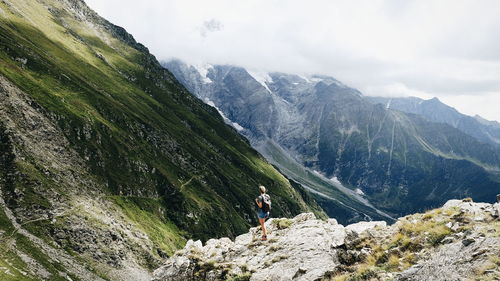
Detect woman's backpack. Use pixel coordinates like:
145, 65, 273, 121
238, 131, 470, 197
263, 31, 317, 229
261, 194, 272, 212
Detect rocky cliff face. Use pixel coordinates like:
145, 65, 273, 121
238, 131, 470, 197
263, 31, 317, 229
153, 199, 500, 281
164, 60, 500, 220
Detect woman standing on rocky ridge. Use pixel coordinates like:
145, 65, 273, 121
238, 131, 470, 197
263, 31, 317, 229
255, 185, 271, 241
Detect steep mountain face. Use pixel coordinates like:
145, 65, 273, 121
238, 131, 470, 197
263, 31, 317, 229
0, 0, 324, 280
367, 96, 500, 148
165, 60, 500, 219
153, 199, 500, 281
166, 61, 395, 223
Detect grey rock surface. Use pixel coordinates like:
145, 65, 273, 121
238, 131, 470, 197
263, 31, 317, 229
153, 213, 357, 281
396, 237, 498, 281
153, 200, 500, 281
345, 221, 387, 235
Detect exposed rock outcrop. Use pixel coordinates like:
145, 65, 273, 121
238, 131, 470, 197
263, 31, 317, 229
152, 213, 350, 281
0, 74, 154, 281
153, 200, 500, 281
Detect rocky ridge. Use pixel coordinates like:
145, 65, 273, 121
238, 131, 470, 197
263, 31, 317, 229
153, 199, 500, 281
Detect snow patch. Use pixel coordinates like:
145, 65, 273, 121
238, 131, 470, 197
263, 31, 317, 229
355, 188, 365, 195
247, 70, 273, 93
386, 99, 392, 109
232, 122, 245, 131
205, 99, 216, 108
299, 75, 311, 83
301, 76, 346, 88
192, 63, 213, 84
310, 77, 324, 83
204, 99, 245, 131
330, 176, 342, 185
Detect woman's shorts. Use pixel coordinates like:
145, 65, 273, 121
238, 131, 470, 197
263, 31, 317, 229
257, 209, 269, 219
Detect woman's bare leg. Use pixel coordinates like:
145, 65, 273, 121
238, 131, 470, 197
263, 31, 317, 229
259, 218, 267, 240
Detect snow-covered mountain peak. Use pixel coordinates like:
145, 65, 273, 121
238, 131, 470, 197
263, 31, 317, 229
309, 74, 346, 88
247, 70, 273, 93
191, 63, 214, 84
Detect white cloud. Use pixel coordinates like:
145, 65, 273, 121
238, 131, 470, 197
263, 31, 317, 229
441, 93, 500, 123
363, 82, 433, 99
85, 0, 500, 121
199, 19, 224, 37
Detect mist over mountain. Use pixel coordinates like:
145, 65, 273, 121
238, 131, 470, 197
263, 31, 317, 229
165, 59, 500, 219
366, 96, 500, 149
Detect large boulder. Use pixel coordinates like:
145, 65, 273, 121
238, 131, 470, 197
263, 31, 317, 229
396, 237, 498, 281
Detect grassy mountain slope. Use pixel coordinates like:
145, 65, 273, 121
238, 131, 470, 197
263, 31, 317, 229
0, 0, 324, 279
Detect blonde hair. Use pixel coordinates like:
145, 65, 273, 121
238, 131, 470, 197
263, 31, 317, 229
259, 185, 266, 194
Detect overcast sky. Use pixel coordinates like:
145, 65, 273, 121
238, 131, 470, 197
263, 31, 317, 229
86, 0, 500, 122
